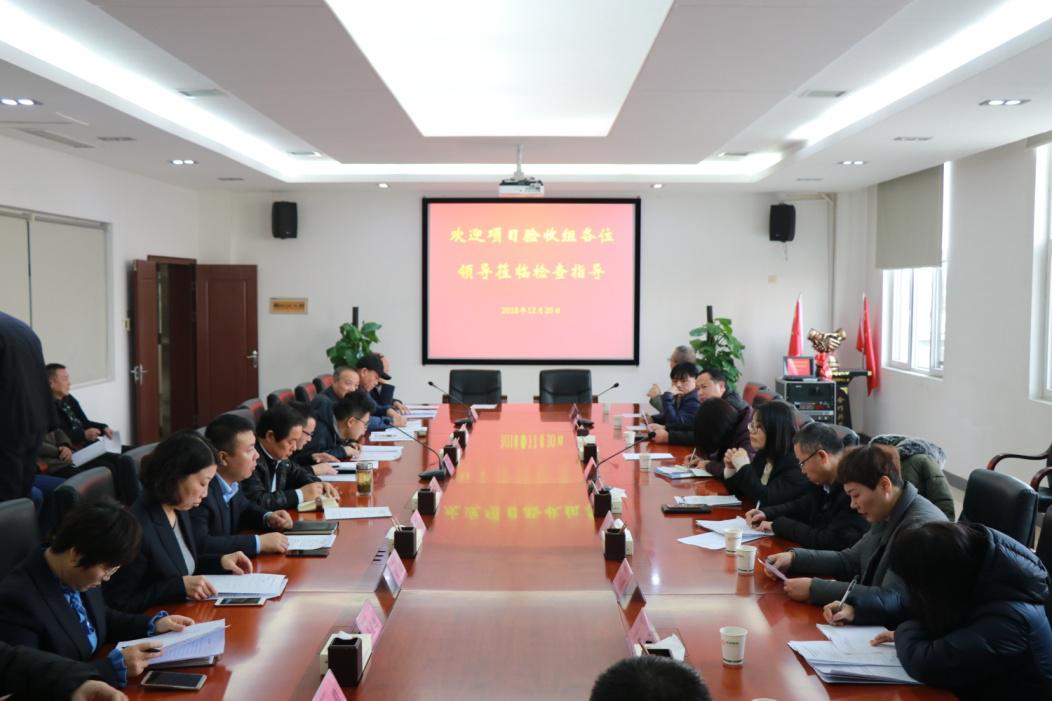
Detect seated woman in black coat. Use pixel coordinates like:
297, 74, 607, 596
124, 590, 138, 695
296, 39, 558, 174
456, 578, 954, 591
103, 431, 252, 612
686, 398, 754, 478
721, 400, 809, 508
825, 521, 1052, 701
0, 500, 194, 687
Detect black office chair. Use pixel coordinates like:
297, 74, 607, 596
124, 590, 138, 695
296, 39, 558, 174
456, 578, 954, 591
449, 370, 503, 405
267, 388, 294, 409
295, 382, 317, 404
0, 499, 38, 580
987, 440, 1052, 514
1034, 509, 1052, 624
829, 424, 860, 447
537, 369, 592, 404
120, 441, 157, 502
222, 408, 258, 428
45, 467, 116, 537
112, 454, 143, 506
959, 468, 1039, 548
237, 398, 265, 425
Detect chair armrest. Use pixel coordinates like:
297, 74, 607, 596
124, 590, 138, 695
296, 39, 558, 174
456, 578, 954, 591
987, 451, 1049, 470
1030, 466, 1052, 491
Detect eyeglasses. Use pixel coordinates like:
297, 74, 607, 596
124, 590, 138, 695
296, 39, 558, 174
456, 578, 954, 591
747, 422, 764, 433
102, 565, 120, 580
302, 430, 314, 439
799, 450, 820, 466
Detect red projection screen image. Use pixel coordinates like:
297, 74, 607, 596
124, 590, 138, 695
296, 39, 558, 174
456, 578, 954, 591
423, 198, 640, 364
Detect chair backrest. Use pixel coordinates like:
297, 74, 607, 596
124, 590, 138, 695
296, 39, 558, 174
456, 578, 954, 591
237, 398, 265, 424
960, 468, 1039, 548
47, 467, 116, 536
741, 381, 767, 407
449, 370, 503, 405
0, 499, 38, 580
120, 441, 157, 504
1035, 509, 1052, 624
828, 424, 860, 448
538, 369, 593, 404
222, 408, 258, 429
313, 373, 334, 394
295, 382, 317, 404
267, 388, 294, 409
751, 390, 782, 407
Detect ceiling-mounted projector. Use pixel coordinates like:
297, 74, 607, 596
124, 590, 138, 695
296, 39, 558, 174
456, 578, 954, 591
499, 144, 544, 197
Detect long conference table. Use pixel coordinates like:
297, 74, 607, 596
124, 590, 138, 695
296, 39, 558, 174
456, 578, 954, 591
120, 403, 952, 700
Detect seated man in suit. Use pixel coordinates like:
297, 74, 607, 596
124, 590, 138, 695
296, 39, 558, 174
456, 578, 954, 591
0, 641, 127, 701
47, 364, 114, 448
650, 367, 748, 444
286, 401, 339, 475
356, 353, 407, 428
645, 344, 697, 412
0, 500, 194, 688
308, 366, 366, 459
192, 414, 292, 557
241, 403, 338, 511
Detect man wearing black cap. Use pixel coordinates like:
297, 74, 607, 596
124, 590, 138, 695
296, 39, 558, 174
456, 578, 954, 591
356, 353, 407, 428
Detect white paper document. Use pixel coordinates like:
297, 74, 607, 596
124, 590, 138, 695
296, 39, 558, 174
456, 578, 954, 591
206, 574, 287, 599
620, 413, 645, 418
326, 462, 357, 472
368, 431, 417, 442
319, 474, 358, 483
71, 440, 106, 467
788, 640, 901, 667
405, 404, 438, 409
655, 466, 714, 480
626, 424, 650, 431
470, 403, 498, 410
359, 445, 404, 460
117, 619, 226, 666
677, 531, 766, 551
623, 452, 674, 461
324, 506, 393, 520
674, 495, 742, 507
817, 624, 894, 654
406, 410, 438, 419
287, 534, 337, 550
694, 516, 767, 538
101, 430, 122, 453
644, 634, 686, 662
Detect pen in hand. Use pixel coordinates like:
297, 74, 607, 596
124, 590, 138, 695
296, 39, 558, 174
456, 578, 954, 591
833, 575, 859, 614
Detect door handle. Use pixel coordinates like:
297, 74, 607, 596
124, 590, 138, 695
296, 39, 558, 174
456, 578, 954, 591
246, 350, 259, 369
130, 364, 148, 385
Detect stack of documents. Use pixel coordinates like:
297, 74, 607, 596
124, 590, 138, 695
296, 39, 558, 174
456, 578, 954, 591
117, 619, 226, 666
206, 574, 287, 600
674, 495, 742, 507
72, 431, 123, 467
789, 625, 919, 684
323, 506, 393, 520
677, 516, 768, 551
655, 465, 713, 480
287, 534, 336, 550
624, 452, 674, 461
404, 404, 438, 419
358, 445, 403, 461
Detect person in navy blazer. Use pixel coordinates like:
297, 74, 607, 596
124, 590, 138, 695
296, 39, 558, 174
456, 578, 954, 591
191, 413, 292, 557
0, 500, 194, 687
103, 431, 252, 613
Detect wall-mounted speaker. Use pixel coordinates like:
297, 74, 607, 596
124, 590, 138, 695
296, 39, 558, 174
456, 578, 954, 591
769, 203, 796, 242
272, 201, 298, 239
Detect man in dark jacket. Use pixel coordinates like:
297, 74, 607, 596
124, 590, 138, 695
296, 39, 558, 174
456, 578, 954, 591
0, 640, 125, 700
746, 422, 868, 550
651, 367, 747, 445
0, 312, 54, 502
47, 364, 112, 448
308, 366, 362, 459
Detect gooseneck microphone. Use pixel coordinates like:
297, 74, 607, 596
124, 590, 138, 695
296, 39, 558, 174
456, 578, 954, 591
427, 381, 475, 426
385, 423, 443, 470
591, 431, 657, 483
594, 382, 620, 399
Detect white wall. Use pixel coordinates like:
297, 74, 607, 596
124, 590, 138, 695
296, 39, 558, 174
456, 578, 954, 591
836, 139, 1052, 484
221, 188, 833, 405
0, 134, 200, 441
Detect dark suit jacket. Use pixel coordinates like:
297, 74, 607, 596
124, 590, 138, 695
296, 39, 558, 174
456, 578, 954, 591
723, 450, 810, 508
240, 444, 320, 511
303, 404, 345, 458
102, 498, 223, 613
762, 482, 869, 550
0, 312, 54, 500
189, 478, 268, 556
54, 395, 107, 447
0, 640, 101, 701
0, 549, 150, 686
371, 383, 395, 409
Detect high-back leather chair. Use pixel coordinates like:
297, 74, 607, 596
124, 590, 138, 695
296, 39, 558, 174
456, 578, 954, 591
295, 382, 317, 404
237, 398, 265, 425
960, 468, 1039, 548
46, 467, 116, 536
120, 441, 157, 504
267, 388, 294, 409
449, 370, 503, 405
742, 382, 768, 407
0, 499, 38, 580
313, 374, 334, 394
828, 424, 860, 447
222, 408, 258, 429
987, 440, 1052, 514
537, 369, 592, 404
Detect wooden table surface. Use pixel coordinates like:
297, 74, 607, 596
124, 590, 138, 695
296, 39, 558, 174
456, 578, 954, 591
121, 403, 953, 700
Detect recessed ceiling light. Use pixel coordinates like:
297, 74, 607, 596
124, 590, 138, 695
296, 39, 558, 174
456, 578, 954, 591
796, 177, 824, 182
894, 136, 933, 141
177, 88, 225, 99
717, 151, 751, 158
169, 159, 197, 166
980, 98, 1029, 106
0, 98, 16, 106
217, 177, 244, 181
97, 136, 136, 142
1, 97, 38, 106
16, 98, 36, 106
839, 160, 866, 166
288, 150, 324, 158
800, 89, 847, 99
377, 182, 389, 189
789, 2, 1052, 146
651, 183, 663, 189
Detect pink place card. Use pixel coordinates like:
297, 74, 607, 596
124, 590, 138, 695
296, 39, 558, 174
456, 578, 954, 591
612, 559, 637, 604
385, 550, 407, 588
353, 601, 384, 644
410, 510, 426, 531
627, 609, 658, 646
600, 511, 615, 532
428, 476, 442, 495
583, 457, 596, 480
469, 406, 480, 421
443, 453, 456, 477
312, 670, 348, 701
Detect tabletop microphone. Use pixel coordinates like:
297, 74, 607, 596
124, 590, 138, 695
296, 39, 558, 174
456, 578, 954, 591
594, 382, 620, 399
590, 431, 657, 482
427, 381, 475, 426
385, 423, 445, 477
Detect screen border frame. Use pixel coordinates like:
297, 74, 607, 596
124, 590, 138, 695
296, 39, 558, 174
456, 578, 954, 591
422, 197, 641, 366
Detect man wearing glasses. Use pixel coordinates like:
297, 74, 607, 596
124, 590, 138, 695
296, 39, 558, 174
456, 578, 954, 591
745, 422, 868, 551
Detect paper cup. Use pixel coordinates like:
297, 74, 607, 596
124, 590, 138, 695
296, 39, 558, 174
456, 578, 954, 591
724, 528, 743, 554
720, 626, 748, 666
602, 403, 610, 417
639, 453, 652, 471
614, 415, 623, 429
622, 430, 635, 447
736, 545, 757, 574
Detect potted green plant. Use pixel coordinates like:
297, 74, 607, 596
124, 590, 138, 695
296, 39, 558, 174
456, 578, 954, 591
689, 318, 745, 388
325, 321, 382, 369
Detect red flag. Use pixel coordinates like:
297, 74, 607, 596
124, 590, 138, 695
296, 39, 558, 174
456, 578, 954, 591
856, 294, 881, 394
787, 296, 804, 356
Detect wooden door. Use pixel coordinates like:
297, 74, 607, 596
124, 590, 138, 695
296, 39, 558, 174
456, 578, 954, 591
195, 265, 258, 422
129, 259, 160, 444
